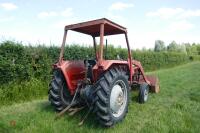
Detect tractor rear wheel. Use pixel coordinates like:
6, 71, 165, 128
48, 70, 73, 111
93, 67, 129, 127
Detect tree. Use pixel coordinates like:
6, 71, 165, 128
178, 44, 187, 54
154, 40, 166, 52
197, 45, 200, 55
167, 41, 178, 52
142, 47, 147, 51
185, 43, 199, 55
184, 43, 191, 53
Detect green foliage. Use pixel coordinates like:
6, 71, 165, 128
167, 41, 178, 51
185, 43, 199, 55
133, 51, 189, 71
178, 44, 187, 53
197, 45, 200, 55
0, 78, 48, 106
0, 41, 194, 105
25, 45, 52, 79
167, 41, 187, 53
0, 41, 31, 84
153, 40, 200, 55
189, 55, 200, 61
63, 45, 95, 60
154, 40, 166, 52
0, 42, 52, 84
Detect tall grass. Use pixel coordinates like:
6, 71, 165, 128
0, 78, 48, 106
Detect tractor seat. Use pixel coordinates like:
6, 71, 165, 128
84, 59, 96, 67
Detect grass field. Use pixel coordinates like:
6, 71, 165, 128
0, 62, 200, 133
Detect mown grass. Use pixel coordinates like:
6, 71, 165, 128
0, 62, 200, 133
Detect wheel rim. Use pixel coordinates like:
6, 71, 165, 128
144, 88, 148, 102
110, 80, 127, 117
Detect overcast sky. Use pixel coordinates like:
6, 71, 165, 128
0, 0, 200, 49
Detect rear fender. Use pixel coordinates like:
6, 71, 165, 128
92, 60, 130, 82
53, 60, 85, 95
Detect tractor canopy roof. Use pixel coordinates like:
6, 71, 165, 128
65, 18, 127, 37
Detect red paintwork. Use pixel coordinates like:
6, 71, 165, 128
54, 60, 130, 94
146, 75, 160, 93
93, 60, 129, 82
54, 59, 152, 95
54, 60, 86, 94
65, 18, 127, 37
55, 18, 158, 95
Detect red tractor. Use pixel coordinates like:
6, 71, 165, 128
49, 18, 159, 127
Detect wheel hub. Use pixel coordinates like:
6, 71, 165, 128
144, 88, 148, 101
110, 80, 127, 117
117, 92, 123, 105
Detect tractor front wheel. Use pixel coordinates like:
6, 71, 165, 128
138, 83, 149, 104
93, 67, 129, 127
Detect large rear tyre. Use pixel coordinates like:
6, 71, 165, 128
48, 70, 73, 111
93, 67, 129, 127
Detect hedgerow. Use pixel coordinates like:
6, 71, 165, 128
0, 41, 193, 105
133, 51, 189, 71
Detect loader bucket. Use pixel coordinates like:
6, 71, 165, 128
146, 75, 160, 93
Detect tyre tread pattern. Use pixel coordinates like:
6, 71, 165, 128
48, 70, 69, 111
138, 83, 149, 104
93, 67, 129, 127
